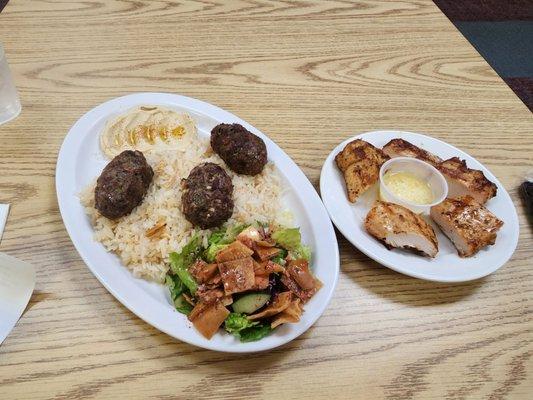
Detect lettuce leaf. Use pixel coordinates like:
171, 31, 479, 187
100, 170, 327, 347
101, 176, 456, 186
253, 220, 268, 229
204, 243, 228, 262
239, 324, 272, 342
169, 234, 202, 294
207, 231, 225, 246
224, 313, 258, 334
165, 275, 193, 315
165, 274, 184, 299
224, 313, 272, 342
204, 224, 248, 261
289, 244, 311, 262
223, 224, 248, 242
272, 228, 311, 261
271, 228, 301, 250
271, 248, 288, 265
173, 294, 193, 315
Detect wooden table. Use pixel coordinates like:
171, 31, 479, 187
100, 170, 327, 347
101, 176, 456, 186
1, 1, 532, 399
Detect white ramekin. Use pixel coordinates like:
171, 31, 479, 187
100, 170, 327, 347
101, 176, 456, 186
379, 157, 448, 214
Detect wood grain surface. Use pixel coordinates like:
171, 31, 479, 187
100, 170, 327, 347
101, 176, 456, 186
0, 1, 532, 399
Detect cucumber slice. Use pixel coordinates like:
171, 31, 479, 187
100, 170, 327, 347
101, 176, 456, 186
232, 292, 271, 314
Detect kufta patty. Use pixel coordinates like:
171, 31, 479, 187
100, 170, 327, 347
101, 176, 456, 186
210, 123, 267, 176
95, 150, 154, 219
181, 162, 234, 229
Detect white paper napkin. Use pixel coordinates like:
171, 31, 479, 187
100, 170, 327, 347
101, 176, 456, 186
0, 253, 36, 344
0, 204, 36, 345
0, 204, 9, 242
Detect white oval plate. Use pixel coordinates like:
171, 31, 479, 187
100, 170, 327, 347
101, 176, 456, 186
320, 131, 519, 283
56, 93, 339, 353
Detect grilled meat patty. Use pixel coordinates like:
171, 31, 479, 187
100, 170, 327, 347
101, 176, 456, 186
181, 162, 234, 229
211, 123, 267, 176
95, 150, 154, 219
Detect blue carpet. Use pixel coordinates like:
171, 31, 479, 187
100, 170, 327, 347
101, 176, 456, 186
434, 0, 533, 112
455, 21, 533, 77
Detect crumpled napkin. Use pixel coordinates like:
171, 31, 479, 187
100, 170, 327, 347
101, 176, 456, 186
0, 204, 36, 345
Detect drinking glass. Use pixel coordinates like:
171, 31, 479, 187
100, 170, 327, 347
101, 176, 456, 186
0, 44, 21, 125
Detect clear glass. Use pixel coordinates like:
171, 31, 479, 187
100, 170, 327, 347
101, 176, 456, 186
0, 44, 21, 125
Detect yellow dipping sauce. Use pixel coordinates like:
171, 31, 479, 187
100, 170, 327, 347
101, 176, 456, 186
382, 171, 433, 204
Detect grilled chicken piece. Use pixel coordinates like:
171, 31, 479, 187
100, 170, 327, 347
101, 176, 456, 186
365, 201, 438, 257
335, 139, 389, 202
430, 196, 503, 257
218, 256, 255, 295
437, 157, 497, 204
382, 138, 443, 167
215, 240, 254, 263
335, 139, 390, 172
188, 301, 230, 339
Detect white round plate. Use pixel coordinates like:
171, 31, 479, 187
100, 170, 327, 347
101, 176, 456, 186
56, 92, 339, 353
320, 131, 519, 283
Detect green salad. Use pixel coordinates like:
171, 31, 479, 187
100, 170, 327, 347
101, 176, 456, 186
165, 223, 320, 342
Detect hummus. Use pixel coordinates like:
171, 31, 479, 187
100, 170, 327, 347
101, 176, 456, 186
100, 105, 196, 158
